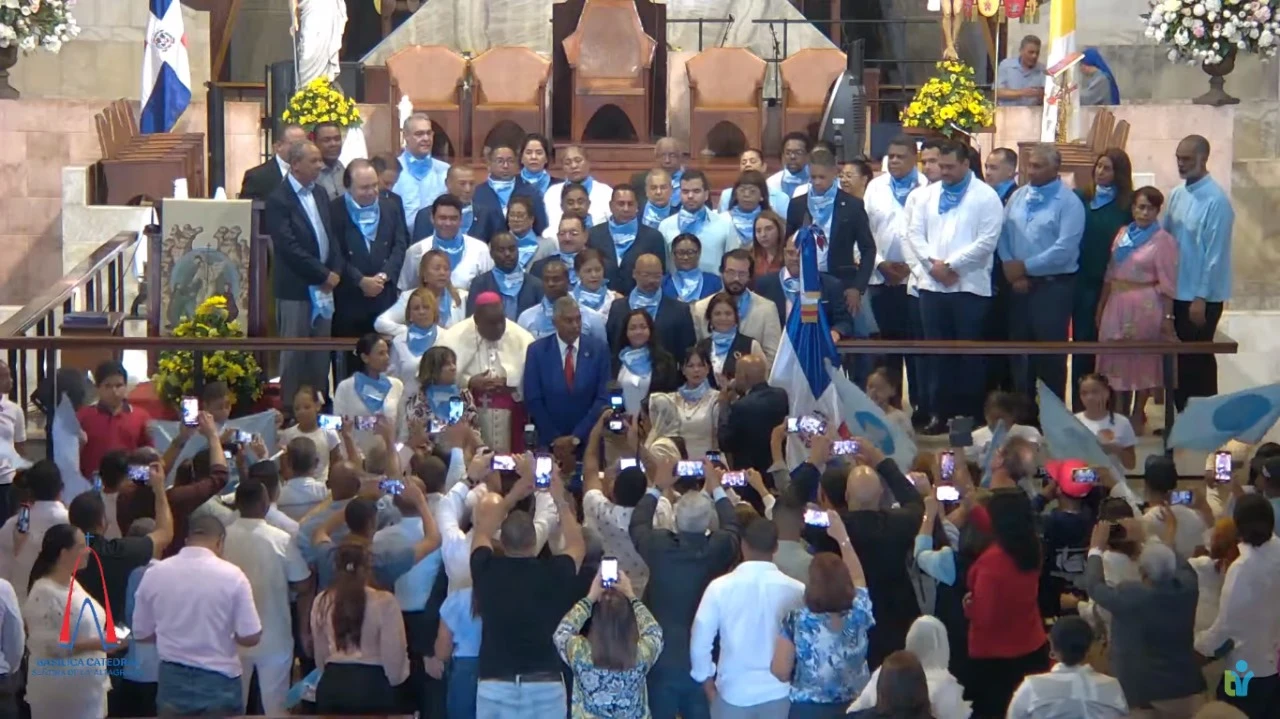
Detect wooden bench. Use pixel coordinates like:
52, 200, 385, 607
95, 99, 206, 205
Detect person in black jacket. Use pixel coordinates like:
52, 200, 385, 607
716, 353, 788, 476
586, 185, 666, 295
331, 159, 407, 378
605, 254, 697, 365
612, 307, 682, 398
629, 456, 741, 719
264, 140, 344, 404
472, 141, 549, 237
412, 165, 504, 243
785, 147, 877, 321
754, 233, 858, 339
239, 124, 306, 201
465, 231, 544, 320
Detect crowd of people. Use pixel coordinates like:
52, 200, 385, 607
0, 112, 1260, 719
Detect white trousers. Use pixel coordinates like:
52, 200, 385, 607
239, 651, 295, 716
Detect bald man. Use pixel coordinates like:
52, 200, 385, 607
605, 253, 697, 363
630, 137, 685, 197
716, 353, 788, 478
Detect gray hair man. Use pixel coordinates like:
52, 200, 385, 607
394, 111, 452, 228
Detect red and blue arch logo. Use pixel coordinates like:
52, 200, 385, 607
57, 538, 120, 651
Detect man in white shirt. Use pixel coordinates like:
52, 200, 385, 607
276, 437, 330, 521
222, 482, 312, 715
544, 145, 613, 231
902, 139, 945, 428
0, 460, 67, 605
1009, 616, 1128, 719
392, 112, 451, 229
1141, 455, 1208, 558
905, 140, 1003, 431
658, 170, 738, 274
399, 194, 493, 292
134, 515, 263, 716
690, 518, 804, 718
0, 359, 26, 521
0, 576, 23, 716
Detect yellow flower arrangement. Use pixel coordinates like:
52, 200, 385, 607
153, 295, 264, 411
901, 60, 995, 134
280, 77, 362, 130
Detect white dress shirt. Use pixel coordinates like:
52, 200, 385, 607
277, 476, 330, 521
864, 172, 928, 286
265, 505, 299, 536
287, 174, 330, 262
905, 180, 1003, 296
545, 179, 614, 230
435, 479, 559, 593
1194, 536, 1280, 677
556, 334, 578, 371
399, 234, 494, 292
0, 397, 26, 485
901, 186, 930, 298
690, 560, 805, 707
222, 518, 311, 658
1007, 663, 1128, 719
0, 500, 68, 606
0, 577, 22, 676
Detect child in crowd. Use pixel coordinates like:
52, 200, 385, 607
277, 385, 342, 480
427, 586, 483, 719
1074, 374, 1138, 471
965, 391, 1042, 463
866, 367, 915, 440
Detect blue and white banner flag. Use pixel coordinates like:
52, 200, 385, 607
826, 360, 917, 471
141, 0, 192, 134
1037, 380, 1141, 507
149, 410, 280, 486
53, 397, 92, 503
980, 420, 1008, 488
1169, 383, 1280, 450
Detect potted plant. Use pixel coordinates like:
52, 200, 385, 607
900, 60, 995, 143
281, 76, 363, 131
153, 295, 264, 416
0, 0, 80, 99
1143, 0, 1280, 105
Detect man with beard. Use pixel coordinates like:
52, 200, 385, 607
691, 249, 782, 366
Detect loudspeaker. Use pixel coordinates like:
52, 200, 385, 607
266, 61, 297, 143
818, 39, 868, 163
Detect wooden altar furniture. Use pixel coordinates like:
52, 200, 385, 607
562, 0, 657, 142
470, 46, 552, 160
386, 46, 467, 157
94, 99, 205, 205
780, 48, 847, 141
686, 48, 767, 158
1017, 108, 1130, 188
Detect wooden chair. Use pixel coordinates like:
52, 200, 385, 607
562, 0, 656, 142
686, 48, 766, 158
386, 46, 468, 157
780, 48, 847, 140
1017, 108, 1131, 188
470, 46, 551, 161
94, 99, 205, 204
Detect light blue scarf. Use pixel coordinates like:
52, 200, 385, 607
806, 184, 837, 234
677, 206, 708, 235
405, 324, 437, 356
460, 204, 475, 236
559, 252, 580, 286
890, 169, 919, 206
669, 168, 684, 190
938, 171, 973, 215
710, 329, 737, 357
308, 285, 334, 325
619, 346, 652, 377
1112, 221, 1158, 267
1024, 178, 1061, 223
437, 291, 453, 326
736, 291, 752, 320
781, 269, 800, 306
530, 297, 557, 336
574, 283, 610, 312
425, 384, 459, 420
403, 152, 432, 181
780, 166, 810, 198
353, 372, 392, 413
492, 265, 524, 298
629, 287, 661, 319
729, 205, 760, 245
521, 167, 550, 194
678, 379, 710, 403
344, 194, 380, 247
488, 177, 516, 210
991, 178, 1016, 200
1090, 183, 1116, 210
434, 233, 465, 270
642, 200, 674, 229
672, 268, 704, 303
515, 230, 540, 270
608, 217, 639, 257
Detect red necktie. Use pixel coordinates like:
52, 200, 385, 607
564, 344, 575, 388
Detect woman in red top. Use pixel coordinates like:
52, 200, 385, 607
963, 488, 1049, 717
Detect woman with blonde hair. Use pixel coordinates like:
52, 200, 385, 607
376, 249, 466, 335
388, 287, 440, 398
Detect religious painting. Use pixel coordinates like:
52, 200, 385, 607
151, 199, 255, 335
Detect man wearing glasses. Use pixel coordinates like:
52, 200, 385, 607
472, 142, 549, 238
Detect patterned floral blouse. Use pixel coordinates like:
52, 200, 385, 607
553, 596, 664, 719
781, 586, 876, 705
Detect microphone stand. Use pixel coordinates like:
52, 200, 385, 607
768, 22, 782, 102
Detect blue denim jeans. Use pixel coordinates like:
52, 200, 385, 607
447, 657, 480, 719
475, 676, 566, 719
156, 661, 242, 717
648, 665, 711, 719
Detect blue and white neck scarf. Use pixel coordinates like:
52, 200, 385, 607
1024, 178, 1062, 223
629, 287, 661, 319
608, 217, 639, 257
574, 283, 610, 312
938, 171, 973, 215
669, 168, 685, 190
521, 167, 550, 194
890, 169, 919, 206
460, 205, 475, 236
353, 372, 392, 413
991, 178, 1016, 200
558, 252, 580, 286
678, 379, 710, 404
735, 291, 752, 320
1112, 221, 1158, 267
493, 265, 525, 298
806, 184, 837, 235
344, 194, 380, 247
434, 233, 465, 270
403, 152, 432, 181
530, 297, 557, 336
308, 285, 334, 325
406, 324, 438, 356
515, 230, 540, 270
424, 384, 459, 419
641, 200, 674, 229
436, 291, 453, 326
729, 205, 760, 245
672, 268, 705, 303
488, 177, 516, 211
1090, 183, 1116, 210
579, 176, 596, 195
619, 346, 652, 377
677, 206, 708, 236
780, 166, 810, 198
780, 269, 800, 306
710, 329, 737, 357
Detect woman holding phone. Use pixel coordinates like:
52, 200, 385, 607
333, 333, 405, 446
402, 346, 477, 435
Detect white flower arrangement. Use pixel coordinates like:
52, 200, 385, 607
0, 0, 79, 54
1144, 0, 1280, 64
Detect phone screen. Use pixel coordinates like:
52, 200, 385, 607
722, 471, 746, 487
317, 414, 343, 431
1072, 467, 1098, 484
181, 397, 199, 426
601, 557, 619, 587
803, 508, 830, 527
491, 454, 516, 472
355, 416, 378, 432
833, 440, 859, 456
935, 485, 961, 502
448, 397, 465, 424
127, 465, 149, 484
429, 417, 446, 434
235, 430, 253, 444
676, 460, 705, 478
705, 451, 723, 466
607, 417, 625, 432
379, 478, 405, 495
798, 415, 826, 435
786, 417, 799, 433
535, 455, 553, 489
940, 451, 955, 481
16, 506, 30, 534
1215, 451, 1233, 483
609, 392, 624, 411
1171, 489, 1194, 506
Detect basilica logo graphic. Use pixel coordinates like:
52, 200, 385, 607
1224, 660, 1254, 698
58, 536, 121, 651
29, 536, 134, 679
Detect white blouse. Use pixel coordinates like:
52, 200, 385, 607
398, 235, 493, 292
332, 374, 406, 451
650, 391, 719, 460
25, 577, 110, 719
388, 332, 433, 399
374, 289, 466, 336
618, 365, 651, 417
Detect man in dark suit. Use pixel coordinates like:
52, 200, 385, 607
605, 254, 696, 363
984, 146, 1020, 397
785, 147, 877, 322
239, 123, 306, 201
755, 234, 857, 339
586, 185, 666, 295
331, 158, 408, 377
370, 154, 406, 216
522, 296, 610, 457
466, 231, 544, 319
628, 137, 684, 198
717, 353, 789, 476
471, 142, 549, 237
412, 165, 503, 242
264, 140, 345, 405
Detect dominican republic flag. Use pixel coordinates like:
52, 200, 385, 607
140, 0, 192, 134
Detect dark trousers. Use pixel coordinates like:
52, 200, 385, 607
984, 260, 1015, 397
0, 485, 11, 527
1173, 299, 1225, 411
1070, 277, 1105, 410
0, 672, 17, 719
1008, 274, 1075, 407
648, 664, 711, 719
316, 662, 398, 715
967, 643, 1051, 718
108, 677, 159, 718
906, 293, 932, 419
403, 608, 447, 718
1217, 672, 1280, 719
869, 284, 910, 393
919, 290, 990, 422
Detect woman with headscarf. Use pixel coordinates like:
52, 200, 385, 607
849, 616, 972, 719
1079, 48, 1121, 106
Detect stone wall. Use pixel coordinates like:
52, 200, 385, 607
7, 0, 211, 100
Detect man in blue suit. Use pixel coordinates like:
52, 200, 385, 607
523, 296, 610, 456
412, 165, 504, 242
471, 142, 549, 237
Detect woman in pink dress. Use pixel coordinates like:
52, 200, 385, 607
1094, 186, 1179, 435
